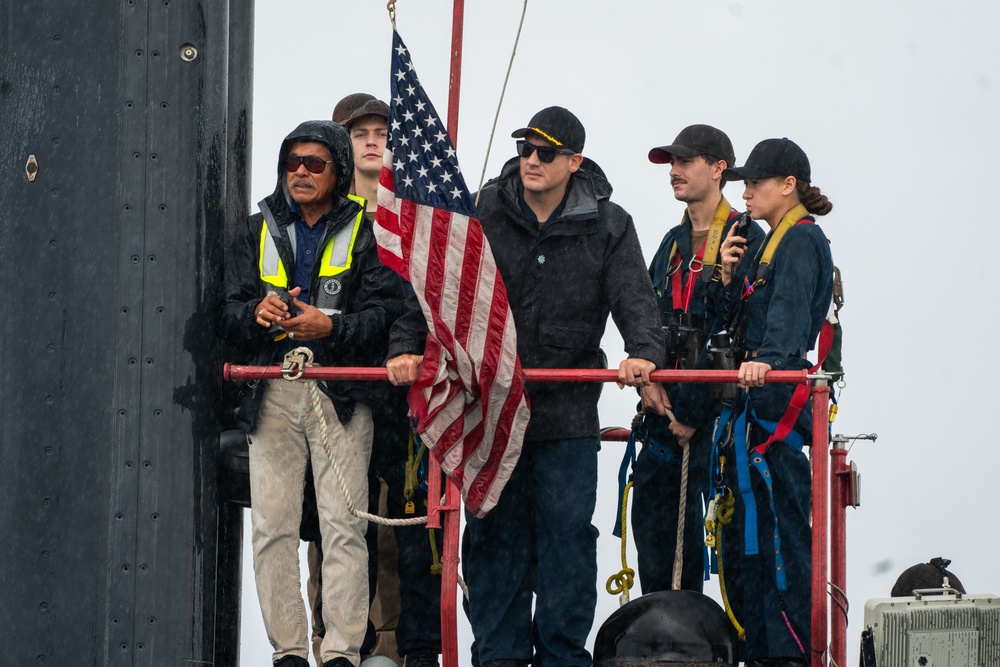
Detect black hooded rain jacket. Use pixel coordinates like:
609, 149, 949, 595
220, 120, 404, 432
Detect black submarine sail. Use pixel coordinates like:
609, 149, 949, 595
0, 3, 253, 664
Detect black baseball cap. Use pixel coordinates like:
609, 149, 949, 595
333, 92, 377, 125
511, 106, 585, 153
344, 98, 390, 129
649, 124, 735, 169
723, 137, 811, 182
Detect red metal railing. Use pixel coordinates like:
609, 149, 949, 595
223, 365, 809, 385
224, 365, 844, 667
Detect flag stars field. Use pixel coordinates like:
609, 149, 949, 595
387, 37, 477, 216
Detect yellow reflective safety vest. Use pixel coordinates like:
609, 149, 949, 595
257, 194, 366, 315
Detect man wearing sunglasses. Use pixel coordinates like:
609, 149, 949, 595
386, 106, 664, 667
221, 119, 404, 667
297, 93, 404, 667
290, 93, 442, 667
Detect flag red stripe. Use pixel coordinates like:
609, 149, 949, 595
374, 44, 530, 516
452, 221, 482, 349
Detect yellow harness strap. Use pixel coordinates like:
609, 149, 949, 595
700, 196, 734, 282
665, 196, 732, 282
753, 203, 809, 285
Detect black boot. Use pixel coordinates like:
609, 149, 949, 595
275, 657, 310, 667
403, 649, 440, 667
322, 658, 354, 667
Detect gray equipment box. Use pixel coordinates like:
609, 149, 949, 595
863, 591, 1000, 666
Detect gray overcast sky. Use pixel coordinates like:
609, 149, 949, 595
242, 1, 999, 663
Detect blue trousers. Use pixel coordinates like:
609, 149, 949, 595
631, 431, 709, 594
465, 437, 599, 667
723, 424, 812, 662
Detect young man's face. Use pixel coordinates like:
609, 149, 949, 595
667, 154, 724, 204
350, 116, 388, 178
285, 141, 338, 211
518, 134, 581, 198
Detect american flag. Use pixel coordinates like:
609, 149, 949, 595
374, 31, 529, 518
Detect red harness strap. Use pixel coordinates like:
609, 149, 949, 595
669, 241, 707, 313
753, 321, 833, 454
669, 210, 741, 311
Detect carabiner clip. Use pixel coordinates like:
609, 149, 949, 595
281, 347, 314, 380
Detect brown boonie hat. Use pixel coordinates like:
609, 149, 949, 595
344, 99, 390, 129
333, 93, 377, 125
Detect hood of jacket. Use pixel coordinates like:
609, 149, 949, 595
491, 154, 615, 221
272, 119, 355, 216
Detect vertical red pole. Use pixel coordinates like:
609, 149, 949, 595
830, 441, 850, 667
439, 4, 466, 667
439, 478, 462, 667
447, 0, 465, 144
810, 381, 830, 667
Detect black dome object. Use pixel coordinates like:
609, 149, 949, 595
593, 591, 737, 666
890, 556, 966, 597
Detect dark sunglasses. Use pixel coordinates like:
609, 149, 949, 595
285, 154, 333, 174
516, 140, 576, 163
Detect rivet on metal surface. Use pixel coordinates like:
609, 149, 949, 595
179, 43, 198, 61
25, 154, 38, 181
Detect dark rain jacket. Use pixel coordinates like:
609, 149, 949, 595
389, 156, 664, 442
220, 120, 404, 432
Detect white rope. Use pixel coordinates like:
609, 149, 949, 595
283, 350, 469, 596
298, 370, 428, 527
671, 442, 690, 590
475, 0, 530, 205
307, 378, 473, 596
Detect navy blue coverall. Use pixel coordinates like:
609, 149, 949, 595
631, 202, 763, 593
722, 215, 833, 662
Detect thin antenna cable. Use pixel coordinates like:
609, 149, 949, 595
475, 0, 529, 205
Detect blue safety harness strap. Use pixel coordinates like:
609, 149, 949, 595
615, 416, 713, 580
613, 424, 639, 539
733, 397, 805, 591
747, 452, 789, 591
733, 408, 758, 557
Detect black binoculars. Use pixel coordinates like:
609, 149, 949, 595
661, 311, 705, 370
707, 332, 739, 399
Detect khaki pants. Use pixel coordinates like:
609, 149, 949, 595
250, 380, 372, 665
310, 478, 403, 666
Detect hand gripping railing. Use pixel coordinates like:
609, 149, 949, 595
223, 364, 840, 667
